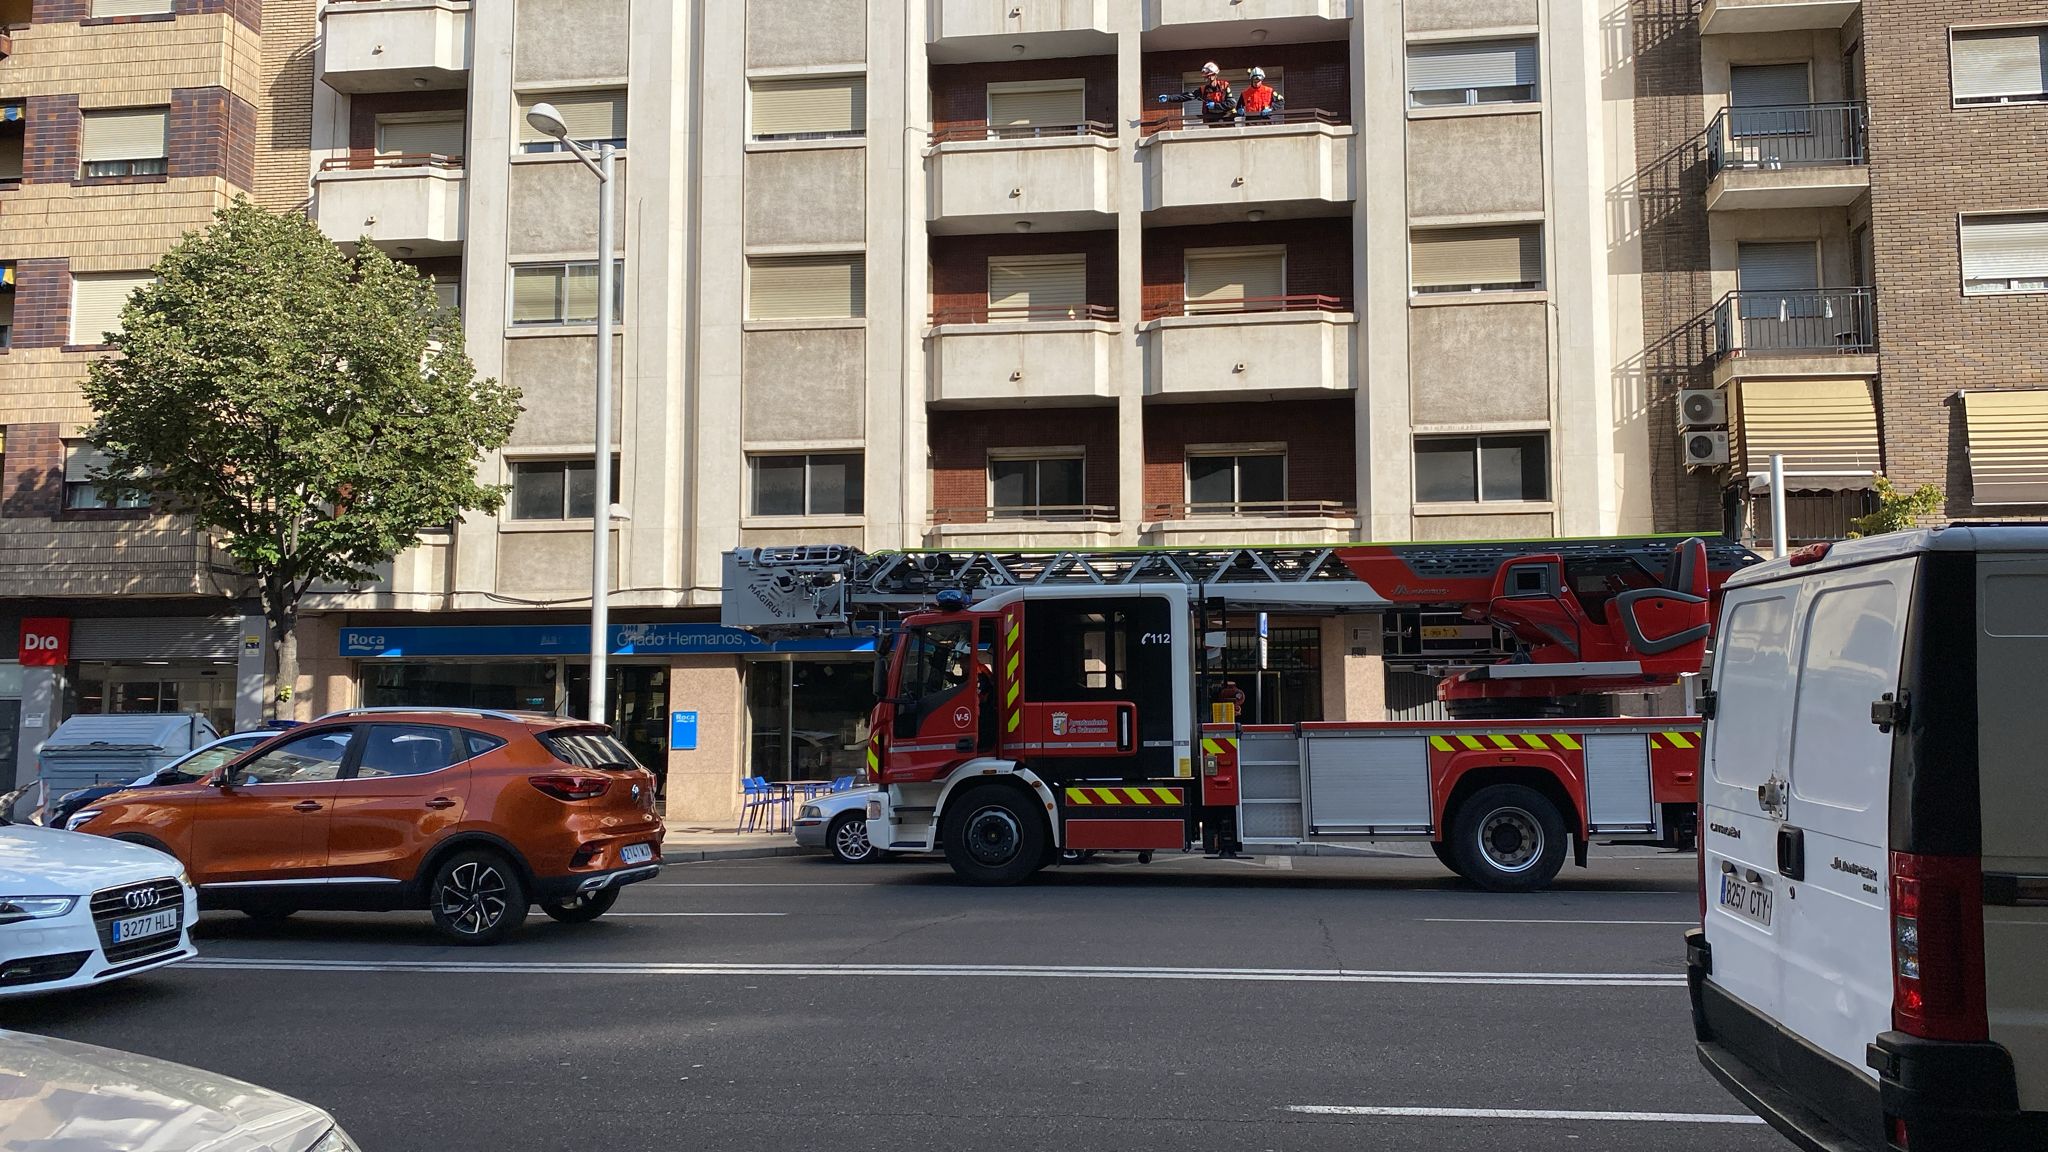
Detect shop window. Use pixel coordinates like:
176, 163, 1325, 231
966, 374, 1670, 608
1188, 451, 1285, 515
63, 441, 148, 510
69, 661, 237, 735
746, 659, 872, 783
1414, 433, 1549, 503
510, 262, 624, 326
990, 454, 1084, 518
517, 90, 627, 153
360, 662, 557, 712
508, 457, 620, 521
749, 452, 863, 517
80, 107, 169, 178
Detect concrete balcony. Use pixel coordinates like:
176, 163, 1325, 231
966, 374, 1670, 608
1699, 0, 1860, 35
1141, 303, 1356, 399
1140, 114, 1355, 221
1709, 287, 1879, 388
313, 157, 466, 255
927, 126, 1118, 233
929, 0, 1114, 61
1143, 0, 1353, 33
1139, 505, 1359, 547
1706, 102, 1869, 212
321, 0, 472, 93
926, 508, 1125, 550
928, 310, 1120, 405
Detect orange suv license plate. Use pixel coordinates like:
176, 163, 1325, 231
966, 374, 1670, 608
621, 844, 654, 865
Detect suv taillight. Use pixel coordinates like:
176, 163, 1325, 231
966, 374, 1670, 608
1890, 851, 1987, 1042
529, 774, 610, 802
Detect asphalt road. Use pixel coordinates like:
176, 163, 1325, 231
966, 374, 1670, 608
1, 849, 1786, 1152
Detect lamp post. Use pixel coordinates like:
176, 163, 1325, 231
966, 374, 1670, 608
524, 103, 617, 724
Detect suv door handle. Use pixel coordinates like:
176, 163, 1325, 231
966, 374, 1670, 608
425, 797, 457, 810
292, 800, 322, 812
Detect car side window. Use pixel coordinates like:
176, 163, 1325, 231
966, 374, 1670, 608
178, 743, 258, 782
463, 731, 507, 761
354, 725, 460, 779
234, 729, 355, 786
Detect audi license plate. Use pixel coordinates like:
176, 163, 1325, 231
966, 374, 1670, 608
621, 843, 654, 866
110, 908, 181, 942
1719, 873, 1774, 928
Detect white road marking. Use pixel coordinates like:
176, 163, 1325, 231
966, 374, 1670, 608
1422, 918, 1694, 926
644, 883, 880, 888
182, 957, 1685, 987
607, 912, 789, 918
1285, 1105, 1764, 1125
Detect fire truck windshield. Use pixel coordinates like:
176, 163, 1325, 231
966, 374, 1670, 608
899, 623, 972, 705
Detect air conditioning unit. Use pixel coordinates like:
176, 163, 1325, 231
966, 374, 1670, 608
1679, 388, 1728, 428
1683, 431, 1731, 468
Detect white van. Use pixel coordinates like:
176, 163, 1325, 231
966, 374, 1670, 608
1689, 527, 2048, 1152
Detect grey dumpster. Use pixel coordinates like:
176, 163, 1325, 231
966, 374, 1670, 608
36, 714, 221, 796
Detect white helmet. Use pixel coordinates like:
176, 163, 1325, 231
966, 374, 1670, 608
1249, 67, 1266, 80
1201, 61, 1220, 75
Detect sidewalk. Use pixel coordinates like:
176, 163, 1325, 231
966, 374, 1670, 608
660, 826, 825, 862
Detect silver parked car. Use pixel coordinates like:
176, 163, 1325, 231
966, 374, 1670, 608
793, 787, 881, 863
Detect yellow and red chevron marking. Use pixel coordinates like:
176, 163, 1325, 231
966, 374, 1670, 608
1647, 730, 1699, 750
1003, 610, 1023, 735
1428, 732, 1583, 753
1065, 786, 1186, 806
1200, 736, 1238, 757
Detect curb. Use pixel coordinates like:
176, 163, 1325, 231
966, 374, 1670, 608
660, 844, 826, 862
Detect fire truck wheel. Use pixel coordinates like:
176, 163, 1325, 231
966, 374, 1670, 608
1451, 784, 1567, 893
942, 785, 1048, 886
1428, 839, 1458, 874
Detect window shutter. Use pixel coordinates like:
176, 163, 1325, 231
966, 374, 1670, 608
988, 254, 1086, 316
70, 272, 152, 344
1953, 27, 2048, 101
520, 91, 626, 145
987, 83, 1084, 128
1407, 39, 1538, 93
1729, 63, 1812, 107
1963, 389, 2048, 504
64, 442, 111, 484
511, 267, 560, 324
1962, 214, 2048, 281
91, 0, 171, 15
1184, 248, 1285, 311
1737, 242, 1820, 292
750, 76, 865, 139
378, 117, 466, 159
433, 276, 462, 313
80, 109, 169, 162
748, 255, 864, 320
1411, 225, 1543, 289
562, 264, 599, 322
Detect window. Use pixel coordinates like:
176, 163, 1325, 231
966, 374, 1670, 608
63, 440, 148, 510
749, 453, 864, 517
537, 729, 639, 770
986, 80, 1085, 132
233, 728, 356, 786
1729, 63, 1813, 138
1411, 224, 1543, 294
0, 286, 12, 350
1407, 39, 1539, 107
1952, 25, 2048, 105
510, 262, 623, 326
1188, 451, 1285, 514
1961, 213, 2048, 295
508, 457, 621, 521
749, 75, 865, 142
987, 254, 1085, 320
518, 90, 627, 153
91, 0, 171, 16
1415, 434, 1549, 503
80, 107, 168, 177
1184, 246, 1285, 314
432, 274, 462, 314
0, 122, 23, 184
354, 725, 459, 779
747, 254, 865, 320
70, 270, 154, 345
164, 736, 270, 785
991, 454, 1084, 517
378, 114, 466, 162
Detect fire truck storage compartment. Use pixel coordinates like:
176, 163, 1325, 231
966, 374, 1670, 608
1582, 732, 1655, 832
1305, 730, 1433, 834
1237, 728, 1304, 841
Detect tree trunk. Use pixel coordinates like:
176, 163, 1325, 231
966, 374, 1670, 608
265, 577, 300, 722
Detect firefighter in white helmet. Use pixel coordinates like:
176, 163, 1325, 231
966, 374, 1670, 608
1240, 66, 1284, 124
1157, 61, 1235, 127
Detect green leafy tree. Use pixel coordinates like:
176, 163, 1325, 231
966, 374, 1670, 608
1850, 476, 1944, 538
81, 199, 520, 717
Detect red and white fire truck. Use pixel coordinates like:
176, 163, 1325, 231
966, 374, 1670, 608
723, 535, 1760, 892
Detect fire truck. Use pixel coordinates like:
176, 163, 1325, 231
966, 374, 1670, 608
722, 535, 1761, 892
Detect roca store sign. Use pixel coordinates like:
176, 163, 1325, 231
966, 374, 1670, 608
16, 618, 70, 667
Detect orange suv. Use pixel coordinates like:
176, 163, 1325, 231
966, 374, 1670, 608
68, 708, 665, 944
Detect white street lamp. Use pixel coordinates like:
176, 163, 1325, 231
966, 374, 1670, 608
525, 102, 619, 725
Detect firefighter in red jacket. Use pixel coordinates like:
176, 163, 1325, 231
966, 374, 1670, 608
1239, 67, 1284, 124
1158, 61, 1234, 127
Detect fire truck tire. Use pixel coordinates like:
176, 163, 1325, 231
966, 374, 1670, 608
942, 785, 1049, 886
1450, 784, 1568, 893
1428, 839, 1458, 873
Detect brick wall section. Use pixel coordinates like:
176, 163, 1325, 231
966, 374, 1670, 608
928, 231, 1118, 323
1142, 398, 1355, 517
32, 0, 88, 20
346, 90, 469, 164
930, 56, 1117, 135
1, 423, 63, 519
183, 0, 261, 32
170, 86, 257, 189
1631, 0, 1723, 533
1863, 0, 2048, 517
256, 0, 316, 211
928, 407, 1120, 522
11, 259, 69, 351
21, 94, 78, 185
1142, 41, 1350, 121
1141, 218, 1352, 318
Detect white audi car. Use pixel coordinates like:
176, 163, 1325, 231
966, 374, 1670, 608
0, 816, 197, 998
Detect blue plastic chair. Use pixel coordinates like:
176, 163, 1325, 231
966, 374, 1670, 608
740, 776, 771, 831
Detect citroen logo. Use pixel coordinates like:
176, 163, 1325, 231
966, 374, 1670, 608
123, 888, 162, 911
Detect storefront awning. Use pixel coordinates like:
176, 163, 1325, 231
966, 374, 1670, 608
1962, 389, 2048, 506
1736, 379, 1882, 480
341, 623, 875, 659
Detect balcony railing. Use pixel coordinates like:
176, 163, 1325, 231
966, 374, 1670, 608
929, 121, 1116, 145
930, 302, 1116, 326
1707, 102, 1867, 180
1140, 107, 1347, 137
1711, 287, 1876, 363
1145, 294, 1348, 321
1144, 499, 1354, 520
931, 504, 1119, 525
320, 152, 466, 172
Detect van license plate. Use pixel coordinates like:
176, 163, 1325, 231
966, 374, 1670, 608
621, 844, 654, 866
1719, 874, 1773, 928
111, 908, 181, 942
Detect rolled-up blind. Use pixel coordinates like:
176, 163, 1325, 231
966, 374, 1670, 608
988, 254, 1085, 316
80, 109, 168, 162
519, 91, 626, 146
91, 0, 171, 15
1185, 248, 1284, 312
1730, 63, 1811, 107
987, 83, 1084, 128
1952, 27, 2048, 101
748, 254, 865, 320
379, 117, 466, 159
1411, 225, 1543, 289
750, 76, 865, 140
511, 267, 561, 324
64, 442, 111, 484
562, 264, 599, 322
70, 271, 153, 344
1962, 213, 2048, 280
1407, 39, 1538, 93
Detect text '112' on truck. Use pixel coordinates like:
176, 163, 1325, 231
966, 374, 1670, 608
723, 535, 1762, 891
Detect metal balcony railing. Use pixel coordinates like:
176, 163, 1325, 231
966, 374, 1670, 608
1145, 294, 1348, 321
1145, 499, 1355, 520
929, 120, 1116, 145
1711, 287, 1876, 362
1707, 101, 1867, 180
1140, 107, 1347, 137
320, 153, 466, 172
929, 302, 1116, 326
930, 504, 1119, 525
